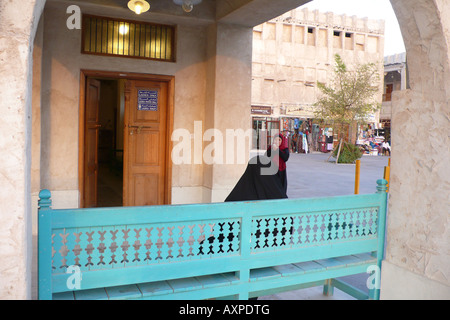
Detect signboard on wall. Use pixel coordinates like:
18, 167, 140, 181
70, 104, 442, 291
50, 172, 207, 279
138, 90, 158, 111
285, 105, 315, 118
251, 106, 272, 115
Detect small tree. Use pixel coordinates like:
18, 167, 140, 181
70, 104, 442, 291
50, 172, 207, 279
314, 54, 381, 144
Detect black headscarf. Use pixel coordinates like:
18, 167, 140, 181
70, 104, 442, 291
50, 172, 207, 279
225, 155, 288, 202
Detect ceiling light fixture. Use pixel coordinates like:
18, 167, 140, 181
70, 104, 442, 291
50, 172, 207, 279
128, 0, 150, 15
173, 0, 202, 13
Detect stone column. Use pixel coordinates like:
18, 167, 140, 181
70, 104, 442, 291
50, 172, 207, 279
0, 0, 46, 299
204, 22, 253, 202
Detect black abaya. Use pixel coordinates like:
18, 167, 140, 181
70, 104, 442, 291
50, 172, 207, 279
265, 145, 289, 194
225, 156, 287, 202
224, 155, 287, 300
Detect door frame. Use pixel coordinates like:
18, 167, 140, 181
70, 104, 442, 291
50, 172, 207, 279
78, 69, 174, 207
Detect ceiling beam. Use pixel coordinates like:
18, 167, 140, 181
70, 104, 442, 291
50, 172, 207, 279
216, 0, 312, 27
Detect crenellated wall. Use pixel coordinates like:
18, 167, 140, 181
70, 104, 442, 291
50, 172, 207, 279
252, 7, 385, 120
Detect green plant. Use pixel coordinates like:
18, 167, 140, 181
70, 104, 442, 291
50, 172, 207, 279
314, 54, 381, 143
333, 141, 362, 163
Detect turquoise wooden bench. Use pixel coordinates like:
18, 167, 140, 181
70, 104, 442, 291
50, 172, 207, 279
38, 179, 388, 300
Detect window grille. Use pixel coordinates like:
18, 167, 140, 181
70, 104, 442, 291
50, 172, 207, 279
82, 15, 175, 62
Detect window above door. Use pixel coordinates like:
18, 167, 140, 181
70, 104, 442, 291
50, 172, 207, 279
82, 15, 176, 62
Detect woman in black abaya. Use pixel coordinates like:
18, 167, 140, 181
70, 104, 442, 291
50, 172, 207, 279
224, 134, 289, 300
225, 134, 289, 202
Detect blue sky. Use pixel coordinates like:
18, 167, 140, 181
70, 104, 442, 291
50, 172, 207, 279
300, 0, 405, 56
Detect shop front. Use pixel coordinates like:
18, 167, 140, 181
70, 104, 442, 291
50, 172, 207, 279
251, 103, 339, 154
279, 104, 334, 154
356, 123, 390, 156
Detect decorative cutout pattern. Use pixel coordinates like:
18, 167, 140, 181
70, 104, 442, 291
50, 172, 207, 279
51, 218, 241, 274
51, 208, 378, 273
250, 208, 378, 252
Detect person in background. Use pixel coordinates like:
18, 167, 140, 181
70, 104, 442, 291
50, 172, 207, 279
382, 140, 391, 156
291, 130, 299, 153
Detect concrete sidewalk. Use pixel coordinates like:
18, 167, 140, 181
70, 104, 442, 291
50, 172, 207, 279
259, 151, 390, 300
286, 152, 389, 199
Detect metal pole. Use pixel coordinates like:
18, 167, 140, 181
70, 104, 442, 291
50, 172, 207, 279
354, 159, 360, 194
384, 166, 390, 192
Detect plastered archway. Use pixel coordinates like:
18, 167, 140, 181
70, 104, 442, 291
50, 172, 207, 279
381, 0, 450, 298
0, 0, 448, 299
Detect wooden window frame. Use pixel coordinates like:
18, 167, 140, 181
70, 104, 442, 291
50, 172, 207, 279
81, 14, 177, 62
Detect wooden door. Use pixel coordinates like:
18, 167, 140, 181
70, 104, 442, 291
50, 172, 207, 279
83, 78, 101, 207
123, 80, 168, 206
384, 83, 393, 101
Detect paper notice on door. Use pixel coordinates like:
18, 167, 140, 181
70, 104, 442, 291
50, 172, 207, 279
138, 90, 158, 111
